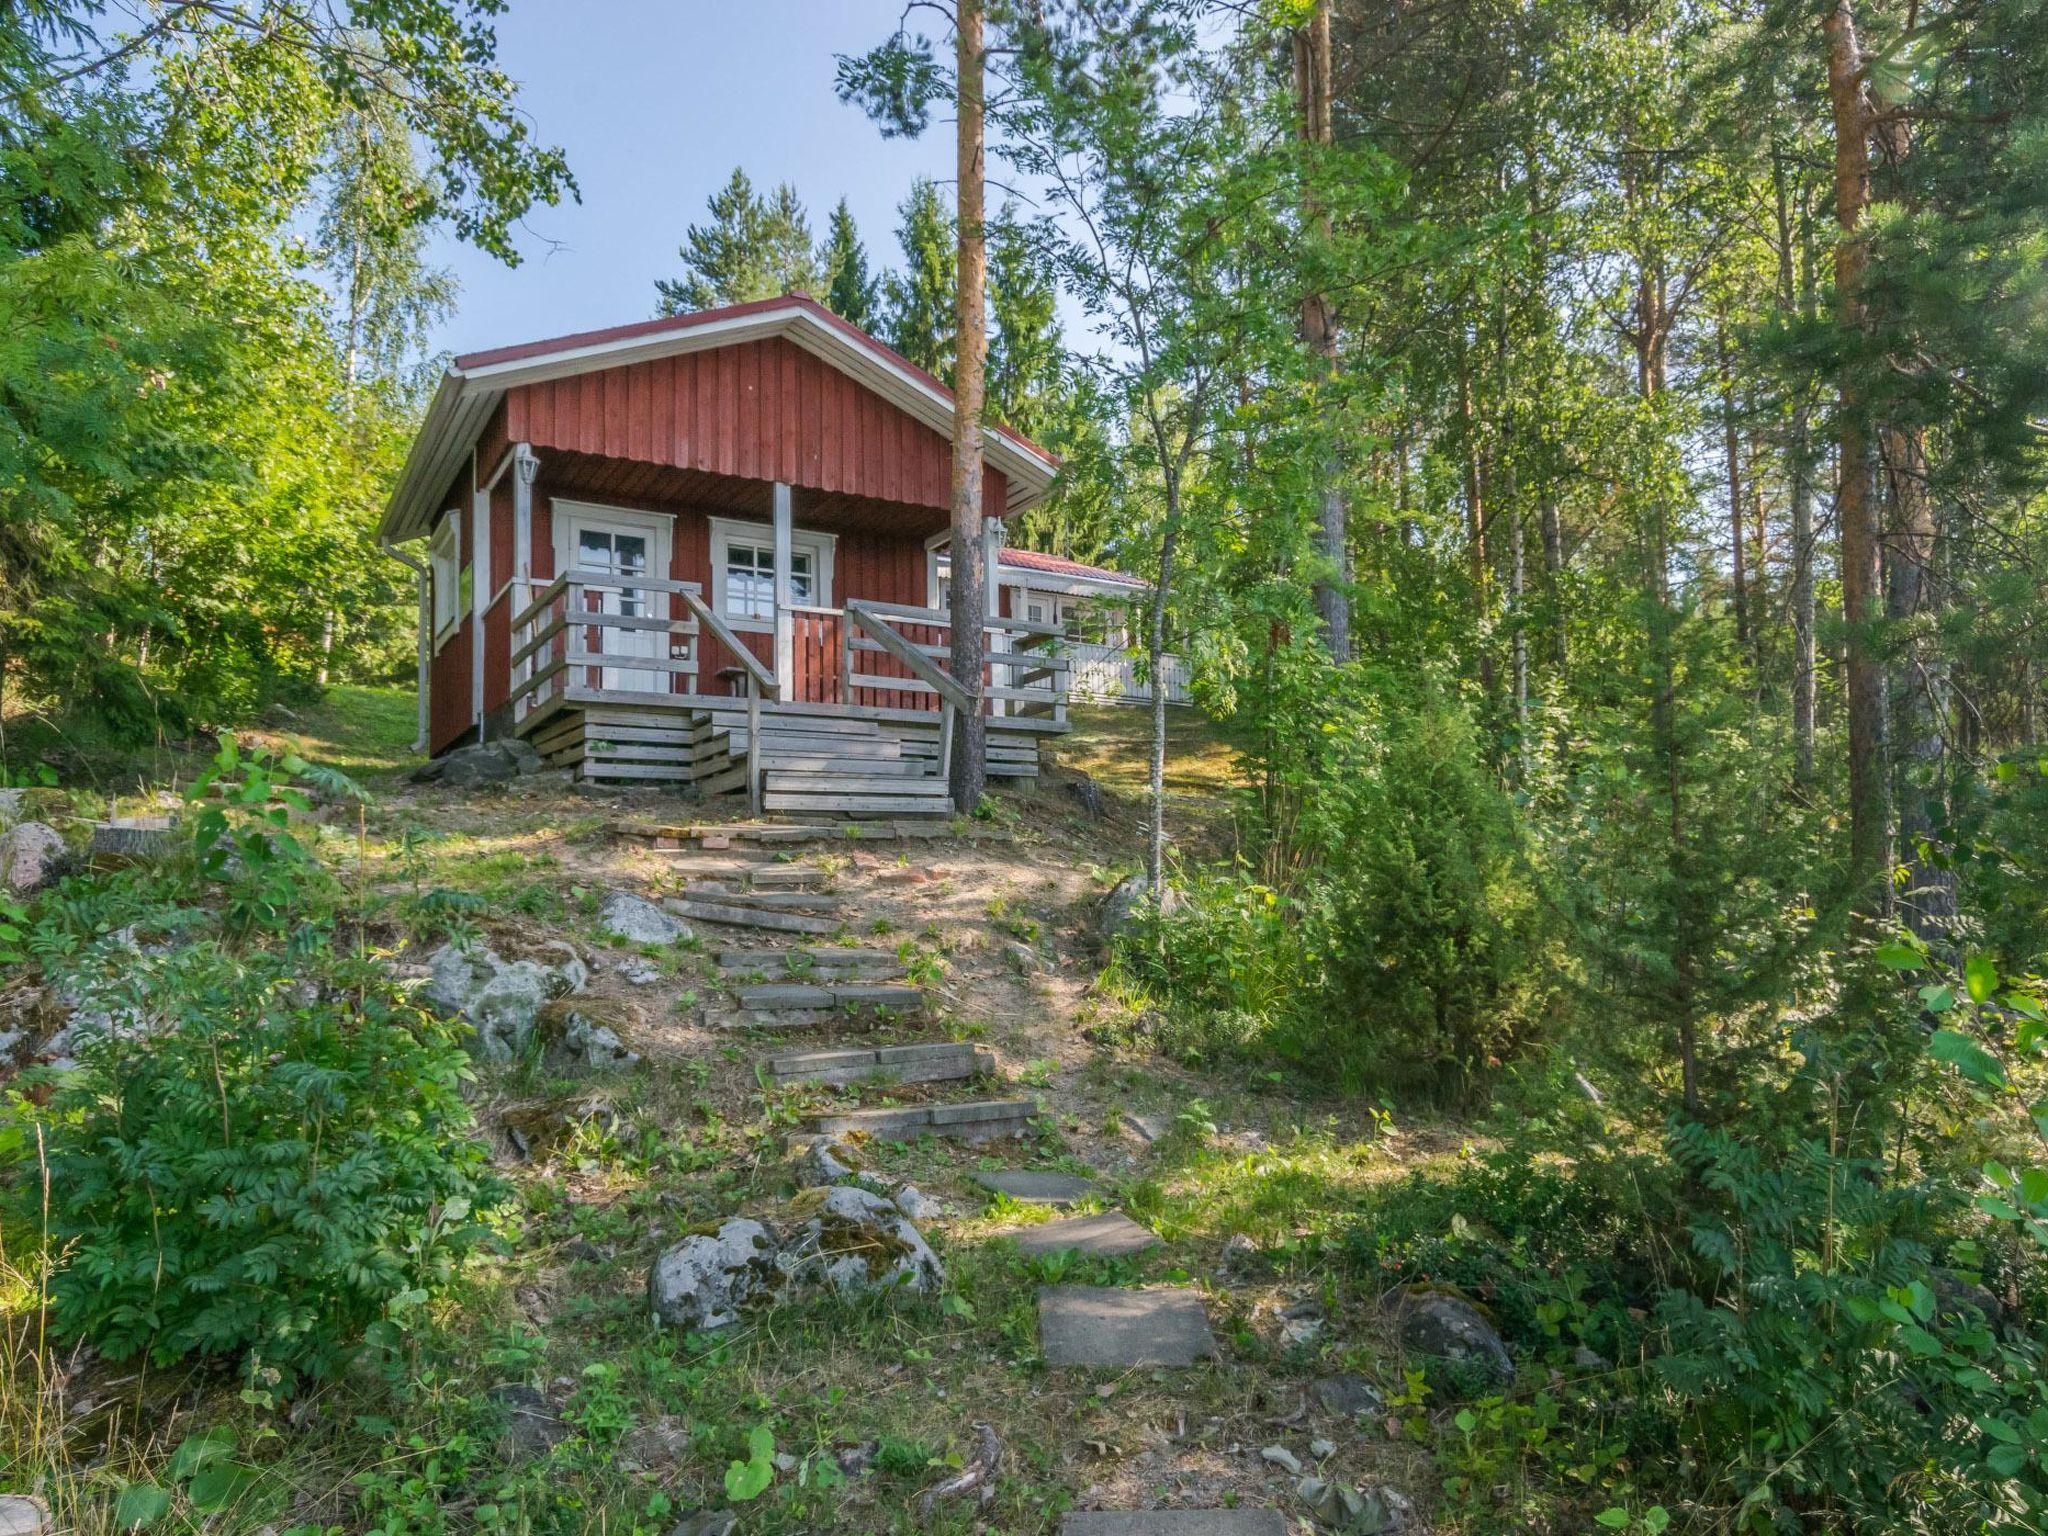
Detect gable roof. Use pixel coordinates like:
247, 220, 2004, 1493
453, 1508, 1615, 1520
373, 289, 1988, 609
379, 294, 1062, 543
999, 547, 1146, 589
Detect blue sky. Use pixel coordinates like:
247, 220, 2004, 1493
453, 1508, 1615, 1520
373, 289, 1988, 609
425, 0, 960, 357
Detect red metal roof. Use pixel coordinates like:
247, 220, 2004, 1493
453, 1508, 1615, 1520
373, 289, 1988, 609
999, 547, 1145, 587
454, 292, 1055, 465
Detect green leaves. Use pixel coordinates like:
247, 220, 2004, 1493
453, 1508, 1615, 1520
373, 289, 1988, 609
112, 1483, 171, 1531
724, 1424, 777, 1502
1929, 1029, 2007, 1089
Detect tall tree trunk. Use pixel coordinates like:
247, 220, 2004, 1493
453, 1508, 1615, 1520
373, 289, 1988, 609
1777, 143, 1820, 781
1146, 469, 1184, 893
1716, 310, 1749, 649
1883, 424, 1955, 935
1826, 0, 1891, 893
1456, 333, 1493, 693
947, 0, 989, 813
1509, 497, 1529, 779
1294, 0, 1349, 659
1540, 493, 1566, 674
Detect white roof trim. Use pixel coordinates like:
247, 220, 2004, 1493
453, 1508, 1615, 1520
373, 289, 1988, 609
379, 301, 1060, 543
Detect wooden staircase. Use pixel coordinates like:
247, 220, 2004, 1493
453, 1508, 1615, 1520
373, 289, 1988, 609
697, 704, 955, 818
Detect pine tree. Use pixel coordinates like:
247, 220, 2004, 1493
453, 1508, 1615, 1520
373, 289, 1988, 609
883, 178, 957, 378
987, 212, 1063, 435
655, 168, 821, 316
821, 198, 879, 330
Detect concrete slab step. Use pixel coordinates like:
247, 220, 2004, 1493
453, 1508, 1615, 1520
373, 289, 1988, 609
1007, 1211, 1160, 1258
716, 946, 907, 979
765, 1041, 995, 1087
678, 882, 843, 911
662, 897, 840, 935
1037, 1286, 1217, 1367
974, 1170, 1098, 1208
809, 1097, 1038, 1143
734, 982, 924, 1013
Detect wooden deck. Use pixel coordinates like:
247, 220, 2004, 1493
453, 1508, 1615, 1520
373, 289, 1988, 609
507, 572, 1066, 816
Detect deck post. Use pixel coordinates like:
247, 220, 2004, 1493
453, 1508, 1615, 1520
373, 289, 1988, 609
772, 481, 795, 702
982, 515, 1004, 719
512, 443, 538, 715
938, 699, 956, 796
746, 678, 763, 816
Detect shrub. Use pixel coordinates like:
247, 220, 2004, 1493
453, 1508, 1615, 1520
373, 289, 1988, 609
1122, 673, 1563, 1095
3, 738, 502, 1378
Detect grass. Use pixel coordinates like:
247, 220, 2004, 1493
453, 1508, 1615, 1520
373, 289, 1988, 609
1054, 703, 1247, 801
0, 682, 422, 795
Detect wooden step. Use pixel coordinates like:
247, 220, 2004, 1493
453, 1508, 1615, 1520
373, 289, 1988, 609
733, 982, 924, 1013
662, 897, 840, 935
764, 771, 945, 795
764, 1041, 994, 1087
808, 1097, 1039, 1142
762, 793, 954, 816
757, 755, 928, 776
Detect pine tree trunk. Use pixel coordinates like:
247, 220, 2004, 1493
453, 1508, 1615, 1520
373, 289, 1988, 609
1883, 424, 1955, 935
1826, 0, 1891, 893
948, 0, 989, 813
1540, 494, 1567, 675
1294, 0, 1349, 659
1778, 144, 1820, 782
1456, 334, 1493, 693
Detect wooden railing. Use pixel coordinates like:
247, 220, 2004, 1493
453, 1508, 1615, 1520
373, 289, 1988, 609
1066, 641, 1193, 706
510, 569, 707, 719
681, 589, 776, 815
842, 600, 1068, 728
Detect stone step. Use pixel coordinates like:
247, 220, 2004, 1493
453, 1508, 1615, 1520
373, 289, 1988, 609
1037, 1286, 1218, 1368
1060, 1515, 1287, 1535
1006, 1211, 1160, 1258
745, 866, 830, 889
809, 1097, 1038, 1143
764, 1041, 995, 1088
733, 981, 924, 1014
661, 897, 840, 935
974, 1170, 1098, 1208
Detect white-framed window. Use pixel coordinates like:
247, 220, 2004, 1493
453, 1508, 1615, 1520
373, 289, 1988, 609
709, 517, 834, 631
430, 512, 463, 651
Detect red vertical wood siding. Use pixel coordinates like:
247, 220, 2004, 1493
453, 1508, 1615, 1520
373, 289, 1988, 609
501, 336, 1014, 516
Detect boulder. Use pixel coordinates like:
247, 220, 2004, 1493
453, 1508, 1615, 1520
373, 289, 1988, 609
1384, 1287, 1514, 1384
1295, 1478, 1416, 1534
794, 1135, 860, 1187
0, 1495, 50, 1536
1312, 1373, 1386, 1419
426, 941, 587, 1062
1, 822, 70, 893
648, 1218, 781, 1330
553, 1010, 640, 1071
412, 739, 543, 788
598, 891, 689, 946
666, 1514, 737, 1536
1097, 873, 1177, 948
775, 1184, 945, 1300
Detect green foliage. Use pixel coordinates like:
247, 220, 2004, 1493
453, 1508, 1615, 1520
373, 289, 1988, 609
4, 739, 501, 1379
655, 167, 821, 315
1125, 665, 1562, 1095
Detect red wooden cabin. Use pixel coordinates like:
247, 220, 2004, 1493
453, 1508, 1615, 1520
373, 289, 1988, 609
378, 295, 1066, 815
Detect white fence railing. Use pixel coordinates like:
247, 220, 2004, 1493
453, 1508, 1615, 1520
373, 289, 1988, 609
1065, 641, 1192, 706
